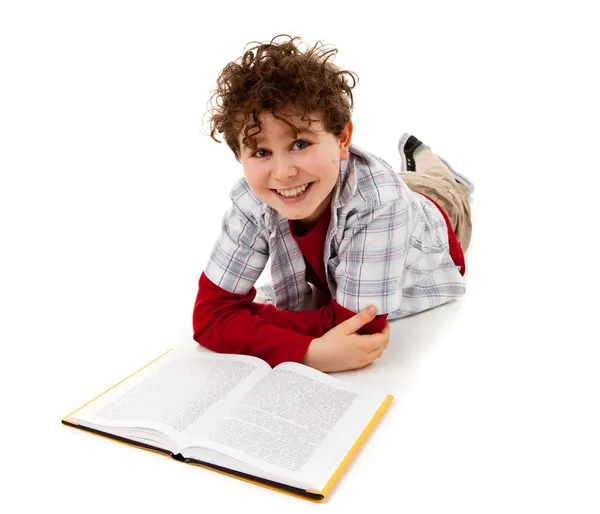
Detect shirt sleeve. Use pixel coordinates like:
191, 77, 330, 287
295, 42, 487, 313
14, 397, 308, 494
251, 299, 388, 335
204, 196, 269, 295
334, 198, 410, 315
193, 273, 313, 367
193, 273, 388, 368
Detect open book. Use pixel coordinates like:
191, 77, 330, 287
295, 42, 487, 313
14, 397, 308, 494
62, 348, 393, 501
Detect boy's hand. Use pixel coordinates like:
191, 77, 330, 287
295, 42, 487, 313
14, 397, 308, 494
302, 306, 390, 372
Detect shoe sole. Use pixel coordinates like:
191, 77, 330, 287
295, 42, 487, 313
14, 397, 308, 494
438, 156, 475, 194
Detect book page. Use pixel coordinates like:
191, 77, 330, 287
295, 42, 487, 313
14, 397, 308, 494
66, 349, 271, 451
186, 361, 388, 488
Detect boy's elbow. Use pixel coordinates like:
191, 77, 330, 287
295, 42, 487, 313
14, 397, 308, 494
193, 320, 245, 356
193, 327, 228, 354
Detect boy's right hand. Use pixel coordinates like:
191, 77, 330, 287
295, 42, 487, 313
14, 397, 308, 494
302, 306, 390, 372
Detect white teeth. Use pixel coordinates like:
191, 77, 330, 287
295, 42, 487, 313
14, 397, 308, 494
276, 183, 309, 198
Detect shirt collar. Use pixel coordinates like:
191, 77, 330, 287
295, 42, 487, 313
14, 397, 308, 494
333, 150, 357, 210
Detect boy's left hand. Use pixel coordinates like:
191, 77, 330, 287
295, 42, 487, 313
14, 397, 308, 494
302, 307, 390, 372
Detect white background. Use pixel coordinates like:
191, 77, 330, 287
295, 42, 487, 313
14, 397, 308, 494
1, 0, 599, 512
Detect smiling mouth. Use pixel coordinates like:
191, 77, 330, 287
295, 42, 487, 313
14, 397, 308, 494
274, 182, 313, 198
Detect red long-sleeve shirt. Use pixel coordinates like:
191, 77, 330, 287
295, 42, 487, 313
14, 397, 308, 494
193, 194, 463, 367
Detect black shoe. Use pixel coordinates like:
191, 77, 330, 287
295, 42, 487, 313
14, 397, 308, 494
398, 133, 423, 171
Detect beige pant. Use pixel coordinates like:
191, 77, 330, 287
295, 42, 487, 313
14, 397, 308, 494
400, 148, 472, 253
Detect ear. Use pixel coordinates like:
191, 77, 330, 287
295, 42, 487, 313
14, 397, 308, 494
338, 119, 354, 160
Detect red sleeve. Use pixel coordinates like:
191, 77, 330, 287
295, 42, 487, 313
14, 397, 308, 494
193, 274, 388, 368
330, 301, 388, 334
248, 295, 388, 335
193, 273, 314, 367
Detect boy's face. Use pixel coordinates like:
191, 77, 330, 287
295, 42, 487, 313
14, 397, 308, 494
238, 109, 353, 228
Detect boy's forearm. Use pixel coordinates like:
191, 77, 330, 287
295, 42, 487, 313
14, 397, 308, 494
329, 301, 389, 334
194, 307, 313, 367
193, 273, 313, 367
250, 299, 388, 335
193, 272, 388, 369
249, 302, 330, 337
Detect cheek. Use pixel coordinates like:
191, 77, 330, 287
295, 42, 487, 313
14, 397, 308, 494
323, 156, 340, 183
330, 158, 340, 178
243, 165, 269, 191
308, 154, 337, 180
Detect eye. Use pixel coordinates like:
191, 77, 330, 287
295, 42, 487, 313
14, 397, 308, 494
252, 148, 270, 158
293, 140, 310, 150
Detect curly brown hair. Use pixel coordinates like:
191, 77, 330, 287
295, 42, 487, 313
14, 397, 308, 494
205, 34, 359, 160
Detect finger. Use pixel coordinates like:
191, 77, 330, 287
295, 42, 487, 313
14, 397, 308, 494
335, 306, 377, 335
380, 323, 390, 343
358, 331, 389, 349
367, 350, 383, 365
368, 342, 387, 353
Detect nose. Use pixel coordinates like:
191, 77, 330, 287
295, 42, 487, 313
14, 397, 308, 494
270, 154, 298, 182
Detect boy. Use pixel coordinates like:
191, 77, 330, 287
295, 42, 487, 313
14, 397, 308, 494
193, 35, 473, 373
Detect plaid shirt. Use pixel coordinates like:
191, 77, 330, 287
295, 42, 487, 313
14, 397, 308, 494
204, 144, 466, 319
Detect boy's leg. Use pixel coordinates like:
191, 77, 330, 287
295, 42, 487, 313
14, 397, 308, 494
400, 146, 472, 252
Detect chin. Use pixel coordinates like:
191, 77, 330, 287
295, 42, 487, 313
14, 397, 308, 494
278, 206, 314, 220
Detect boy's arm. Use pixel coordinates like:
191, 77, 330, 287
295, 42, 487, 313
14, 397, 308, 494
334, 198, 410, 317
194, 274, 389, 371
250, 299, 388, 335
193, 273, 314, 367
